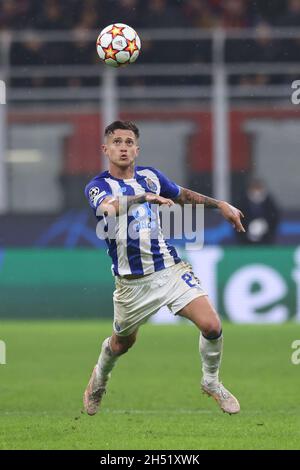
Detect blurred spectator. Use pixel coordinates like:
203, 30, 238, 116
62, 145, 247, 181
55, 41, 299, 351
249, 21, 283, 85
10, 32, 46, 87
34, 1, 70, 82
276, 0, 300, 72
66, 27, 97, 88
0, 0, 18, 30
249, 0, 286, 24
0, 0, 36, 29
219, 0, 251, 29
112, 0, 142, 28
37, 0, 67, 30
140, 0, 188, 64
141, 0, 186, 28
77, 0, 104, 29
236, 179, 280, 245
277, 0, 300, 26
76, 1, 104, 32
284, 35, 300, 62
226, 21, 284, 86
183, 0, 216, 29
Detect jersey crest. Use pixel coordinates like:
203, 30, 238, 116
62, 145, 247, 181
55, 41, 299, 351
145, 177, 157, 193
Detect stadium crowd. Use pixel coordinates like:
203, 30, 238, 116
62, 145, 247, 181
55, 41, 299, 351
1, 0, 300, 31
1, 0, 300, 88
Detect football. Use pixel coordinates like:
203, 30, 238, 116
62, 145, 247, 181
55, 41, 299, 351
96, 23, 141, 67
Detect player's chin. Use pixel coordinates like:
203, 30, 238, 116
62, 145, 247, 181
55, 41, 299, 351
118, 158, 132, 166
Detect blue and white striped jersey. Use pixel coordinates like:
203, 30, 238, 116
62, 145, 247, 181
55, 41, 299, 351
85, 166, 182, 276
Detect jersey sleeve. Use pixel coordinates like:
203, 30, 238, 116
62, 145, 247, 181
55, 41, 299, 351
152, 168, 181, 199
84, 179, 113, 211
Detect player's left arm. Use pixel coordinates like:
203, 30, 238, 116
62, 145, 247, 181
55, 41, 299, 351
175, 187, 246, 233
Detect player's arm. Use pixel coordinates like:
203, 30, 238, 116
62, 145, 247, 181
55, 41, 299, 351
175, 187, 246, 233
98, 193, 174, 217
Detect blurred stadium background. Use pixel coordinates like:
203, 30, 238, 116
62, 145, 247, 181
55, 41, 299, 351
1, 0, 300, 451
1, 0, 300, 322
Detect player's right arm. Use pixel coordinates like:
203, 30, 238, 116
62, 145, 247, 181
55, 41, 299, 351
99, 193, 174, 217
85, 181, 173, 217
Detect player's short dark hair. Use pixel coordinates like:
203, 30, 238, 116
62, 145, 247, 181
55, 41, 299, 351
104, 120, 139, 139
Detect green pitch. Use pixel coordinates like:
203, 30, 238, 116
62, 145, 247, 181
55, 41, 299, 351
0, 321, 299, 450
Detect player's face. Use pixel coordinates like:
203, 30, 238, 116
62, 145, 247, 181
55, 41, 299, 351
102, 130, 139, 169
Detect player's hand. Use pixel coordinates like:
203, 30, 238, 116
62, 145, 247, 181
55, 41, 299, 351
219, 201, 245, 233
145, 193, 174, 207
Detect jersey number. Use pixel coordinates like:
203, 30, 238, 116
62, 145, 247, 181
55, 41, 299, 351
181, 273, 197, 288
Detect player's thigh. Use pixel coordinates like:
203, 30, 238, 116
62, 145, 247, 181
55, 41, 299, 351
177, 295, 221, 336
110, 329, 138, 354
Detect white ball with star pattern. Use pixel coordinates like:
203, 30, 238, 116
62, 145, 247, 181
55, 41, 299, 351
96, 23, 141, 67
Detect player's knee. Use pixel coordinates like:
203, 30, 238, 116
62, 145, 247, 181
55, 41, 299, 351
111, 336, 136, 356
113, 343, 133, 356
202, 318, 222, 339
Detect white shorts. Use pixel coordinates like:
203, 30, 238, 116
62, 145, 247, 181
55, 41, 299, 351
113, 261, 206, 336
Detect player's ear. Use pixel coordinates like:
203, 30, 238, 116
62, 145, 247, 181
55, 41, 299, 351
102, 144, 107, 155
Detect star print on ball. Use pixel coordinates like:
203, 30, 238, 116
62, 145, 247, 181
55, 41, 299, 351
96, 23, 141, 67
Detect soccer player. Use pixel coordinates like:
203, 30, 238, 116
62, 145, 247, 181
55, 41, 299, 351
83, 120, 245, 416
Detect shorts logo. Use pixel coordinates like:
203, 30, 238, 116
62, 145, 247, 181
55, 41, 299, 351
114, 321, 121, 332
145, 178, 157, 193
89, 186, 100, 203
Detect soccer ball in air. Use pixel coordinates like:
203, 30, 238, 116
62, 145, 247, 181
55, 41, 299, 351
96, 23, 141, 67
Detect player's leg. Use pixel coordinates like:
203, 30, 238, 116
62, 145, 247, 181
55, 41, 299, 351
97, 330, 138, 384
178, 296, 240, 414
83, 330, 138, 415
178, 295, 223, 386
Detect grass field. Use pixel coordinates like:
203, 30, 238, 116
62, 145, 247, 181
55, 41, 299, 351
0, 320, 299, 450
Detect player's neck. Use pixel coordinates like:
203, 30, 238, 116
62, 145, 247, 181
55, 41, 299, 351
109, 163, 135, 180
